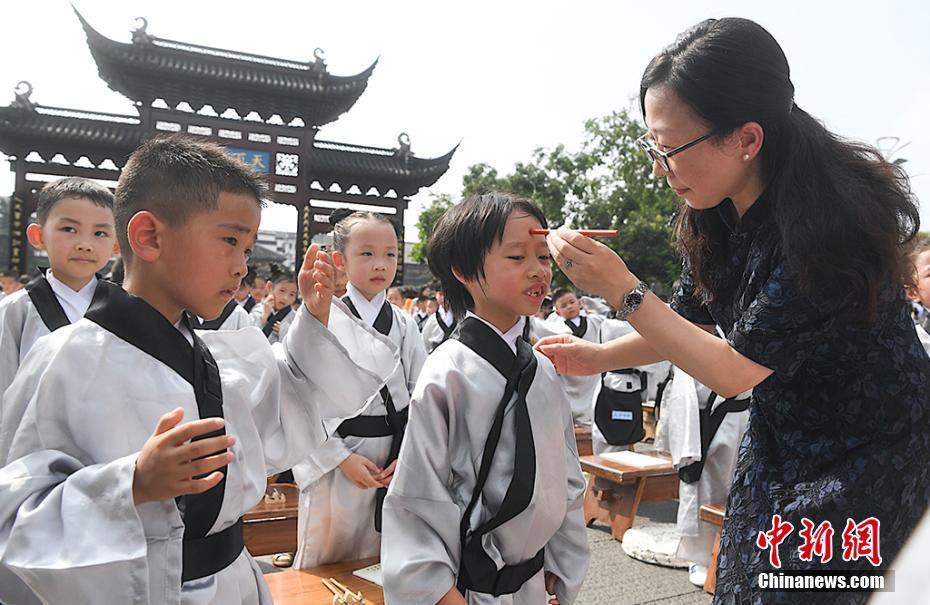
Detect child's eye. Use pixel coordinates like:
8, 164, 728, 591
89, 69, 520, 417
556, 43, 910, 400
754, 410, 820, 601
539, 255, 550, 261
387, 252, 396, 258
223, 237, 238, 247
361, 251, 373, 256
61, 226, 76, 233
95, 230, 110, 238
507, 256, 524, 261
245, 248, 253, 259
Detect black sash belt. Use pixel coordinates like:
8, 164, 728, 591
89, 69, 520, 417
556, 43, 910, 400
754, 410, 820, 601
455, 317, 543, 597
180, 518, 244, 582
338, 296, 406, 532
678, 391, 751, 484
242, 295, 257, 313
85, 282, 240, 583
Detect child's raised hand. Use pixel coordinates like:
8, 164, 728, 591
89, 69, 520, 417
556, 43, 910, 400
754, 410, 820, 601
338, 453, 383, 489
261, 293, 275, 322
272, 321, 281, 335
132, 407, 236, 506
298, 243, 335, 326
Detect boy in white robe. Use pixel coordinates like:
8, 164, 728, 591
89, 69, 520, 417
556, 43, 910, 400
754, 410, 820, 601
0, 137, 396, 605
293, 210, 427, 568
382, 193, 589, 605
421, 287, 458, 353
544, 288, 604, 426
250, 271, 298, 342
0, 177, 117, 437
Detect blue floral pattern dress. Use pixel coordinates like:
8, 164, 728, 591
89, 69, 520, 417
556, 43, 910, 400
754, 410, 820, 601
670, 191, 930, 604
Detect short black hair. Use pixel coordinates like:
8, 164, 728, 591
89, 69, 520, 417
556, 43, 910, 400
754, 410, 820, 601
426, 192, 547, 319
551, 288, 576, 305
271, 269, 296, 286
36, 177, 114, 225
115, 135, 267, 263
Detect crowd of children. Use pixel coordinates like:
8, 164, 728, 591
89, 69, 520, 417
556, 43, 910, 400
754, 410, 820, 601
0, 134, 927, 605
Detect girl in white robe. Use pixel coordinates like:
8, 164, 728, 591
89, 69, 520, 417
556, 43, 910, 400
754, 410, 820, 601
292, 210, 427, 568
382, 193, 589, 605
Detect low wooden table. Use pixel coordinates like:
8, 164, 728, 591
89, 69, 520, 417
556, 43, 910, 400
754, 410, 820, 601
574, 424, 593, 457
580, 452, 678, 540
699, 502, 726, 594
243, 483, 298, 557
265, 556, 384, 604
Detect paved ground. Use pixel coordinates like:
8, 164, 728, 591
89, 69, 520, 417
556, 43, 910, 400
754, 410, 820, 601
576, 499, 712, 605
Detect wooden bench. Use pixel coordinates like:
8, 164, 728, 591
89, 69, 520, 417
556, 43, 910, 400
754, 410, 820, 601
699, 502, 726, 594
244, 483, 298, 556
574, 424, 593, 457
579, 452, 678, 540
265, 556, 384, 604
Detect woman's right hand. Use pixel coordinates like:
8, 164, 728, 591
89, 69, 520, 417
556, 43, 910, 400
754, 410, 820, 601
535, 335, 608, 376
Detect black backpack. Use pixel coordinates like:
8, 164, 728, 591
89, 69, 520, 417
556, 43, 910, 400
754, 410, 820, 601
594, 369, 646, 446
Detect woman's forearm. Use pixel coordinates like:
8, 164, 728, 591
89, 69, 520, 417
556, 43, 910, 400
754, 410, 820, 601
600, 331, 666, 370
625, 292, 771, 396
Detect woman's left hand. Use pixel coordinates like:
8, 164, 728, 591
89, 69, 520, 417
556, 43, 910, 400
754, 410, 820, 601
546, 227, 637, 307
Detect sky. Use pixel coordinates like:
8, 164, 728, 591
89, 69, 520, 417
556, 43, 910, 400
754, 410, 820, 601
2, 0, 928, 239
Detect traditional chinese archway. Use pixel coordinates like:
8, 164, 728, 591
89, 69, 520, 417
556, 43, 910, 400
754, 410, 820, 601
0, 10, 457, 281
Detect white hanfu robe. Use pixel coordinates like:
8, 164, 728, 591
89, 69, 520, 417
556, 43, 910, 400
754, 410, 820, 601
653, 368, 750, 566
192, 299, 253, 332
292, 286, 427, 568
421, 305, 458, 354
592, 318, 672, 455
0, 284, 397, 605
382, 314, 590, 605
0, 272, 105, 439
540, 313, 604, 426
250, 302, 296, 344
916, 323, 930, 358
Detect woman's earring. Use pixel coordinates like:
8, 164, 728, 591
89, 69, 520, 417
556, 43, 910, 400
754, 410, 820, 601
742, 154, 750, 161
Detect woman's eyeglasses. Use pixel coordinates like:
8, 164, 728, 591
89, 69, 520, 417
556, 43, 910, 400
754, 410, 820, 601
636, 131, 715, 172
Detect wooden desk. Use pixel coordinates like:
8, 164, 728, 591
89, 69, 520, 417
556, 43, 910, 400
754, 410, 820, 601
265, 557, 384, 604
574, 424, 593, 457
580, 452, 678, 540
243, 483, 298, 556
699, 502, 726, 594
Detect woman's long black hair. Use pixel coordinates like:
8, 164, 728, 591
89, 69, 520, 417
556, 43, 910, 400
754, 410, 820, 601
641, 18, 920, 318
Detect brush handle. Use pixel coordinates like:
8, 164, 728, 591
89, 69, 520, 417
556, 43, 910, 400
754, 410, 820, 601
529, 228, 618, 236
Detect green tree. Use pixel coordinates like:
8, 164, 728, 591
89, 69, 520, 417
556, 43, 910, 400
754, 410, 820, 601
410, 193, 453, 263
415, 108, 682, 293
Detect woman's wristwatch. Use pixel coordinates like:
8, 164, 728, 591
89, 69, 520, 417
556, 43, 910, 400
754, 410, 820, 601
616, 280, 648, 321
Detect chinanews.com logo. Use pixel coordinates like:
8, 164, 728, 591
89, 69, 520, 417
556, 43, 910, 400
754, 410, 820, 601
755, 515, 893, 593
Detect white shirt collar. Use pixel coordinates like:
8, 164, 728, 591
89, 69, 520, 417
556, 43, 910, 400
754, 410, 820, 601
438, 305, 454, 326
345, 282, 386, 327
46, 270, 97, 324
465, 311, 524, 354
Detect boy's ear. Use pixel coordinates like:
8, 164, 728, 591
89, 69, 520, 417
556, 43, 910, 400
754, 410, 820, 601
126, 211, 165, 263
451, 266, 469, 286
25, 223, 46, 250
